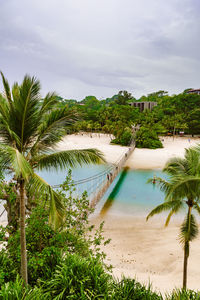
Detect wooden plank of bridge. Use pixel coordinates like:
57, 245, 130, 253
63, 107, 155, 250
89, 142, 135, 209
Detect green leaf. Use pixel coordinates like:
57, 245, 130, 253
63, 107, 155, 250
0, 144, 33, 180
146, 200, 183, 222
30, 173, 64, 229
35, 149, 105, 171
179, 213, 198, 246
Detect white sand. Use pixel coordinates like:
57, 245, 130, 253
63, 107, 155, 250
126, 136, 200, 169
56, 132, 129, 164
91, 214, 200, 294
57, 133, 200, 170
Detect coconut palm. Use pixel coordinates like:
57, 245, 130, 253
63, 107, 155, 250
146, 147, 200, 289
0, 72, 105, 284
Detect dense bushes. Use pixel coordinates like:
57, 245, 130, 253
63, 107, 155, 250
1, 268, 200, 299
136, 126, 163, 149
1, 253, 200, 299
111, 129, 133, 146
43, 254, 112, 299
0, 173, 109, 287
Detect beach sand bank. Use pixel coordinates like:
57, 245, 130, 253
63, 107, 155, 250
91, 214, 200, 294
57, 133, 200, 170
56, 132, 129, 165
126, 136, 200, 169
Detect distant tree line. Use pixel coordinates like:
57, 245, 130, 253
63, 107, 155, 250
56, 89, 200, 148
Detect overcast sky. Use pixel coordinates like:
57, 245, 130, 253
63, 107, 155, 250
0, 0, 200, 100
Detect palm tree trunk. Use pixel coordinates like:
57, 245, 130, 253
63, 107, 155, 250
183, 206, 192, 289
19, 178, 28, 284
183, 241, 189, 289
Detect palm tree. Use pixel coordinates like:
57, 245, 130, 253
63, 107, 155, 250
146, 147, 200, 289
0, 72, 105, 284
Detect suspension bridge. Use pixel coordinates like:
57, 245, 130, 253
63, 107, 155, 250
53, 140, 135, 210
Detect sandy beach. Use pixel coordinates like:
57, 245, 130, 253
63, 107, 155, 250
58, 133, 200, 294
57, 133, 200, 170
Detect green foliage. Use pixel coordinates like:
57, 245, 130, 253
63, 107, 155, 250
0, 172, 110, 287
166, 288, 200, 300
115, 90, 135, 105
111, 128, 133, 146
43, 253, 112, 299
112, 278, 162, 299
136, 126, 163, 149
0, 250, 18, 286
0, 275, 26, 300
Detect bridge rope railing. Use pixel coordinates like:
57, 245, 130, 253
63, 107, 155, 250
52, 139, 135, 206
89, 140, 135, 208
52, 145, 129, 188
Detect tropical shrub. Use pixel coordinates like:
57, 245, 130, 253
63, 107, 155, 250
42, 253, 112, 299
112, 277, 161, 300
166, 289, 200, 300
0, 275, 27, 300
111, 129, 133, 146
136, 126, 163, 149
0, 173, 109, 287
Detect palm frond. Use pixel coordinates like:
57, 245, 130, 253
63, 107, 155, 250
31, 108, 78, 154
0, 144, 33, 180
30, 173, 64, 229
0, 118, 21, 147
39, 92, 59, 114
179, 213, 198, 246
194, 203, 200, 215
146, 200, 183, 221
165, 200, 184, 226
35, 149, 105, 171
147, 176, 173, 200
163, 157, 188, 176
0, 71, 12, 105
10, 75, 41, 151
169, 176, 200, 203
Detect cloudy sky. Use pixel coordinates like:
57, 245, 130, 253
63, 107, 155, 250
0, 0, 200, 100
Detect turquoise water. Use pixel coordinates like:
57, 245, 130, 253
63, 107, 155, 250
98, 169, 167, 216
0, 166, 167, 220
39, 166, 167, 216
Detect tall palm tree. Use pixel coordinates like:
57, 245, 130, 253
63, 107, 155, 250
0, 72, 105, 284
146, 147, 200, 289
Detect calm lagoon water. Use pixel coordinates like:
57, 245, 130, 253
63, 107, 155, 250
39, 166, 167, 217
0, 165, 167, 221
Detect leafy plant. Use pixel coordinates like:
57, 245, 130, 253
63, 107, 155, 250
0, 172, 110, 286
136, 126, 163, 149
42, 253, 112, 299
166, 289, 200, 300
112, 277, 162, 300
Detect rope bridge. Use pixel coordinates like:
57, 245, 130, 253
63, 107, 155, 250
53, 141, 135, 209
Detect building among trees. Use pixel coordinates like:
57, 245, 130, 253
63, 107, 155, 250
129, 101, 157, 112
186, 89, 200, 95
